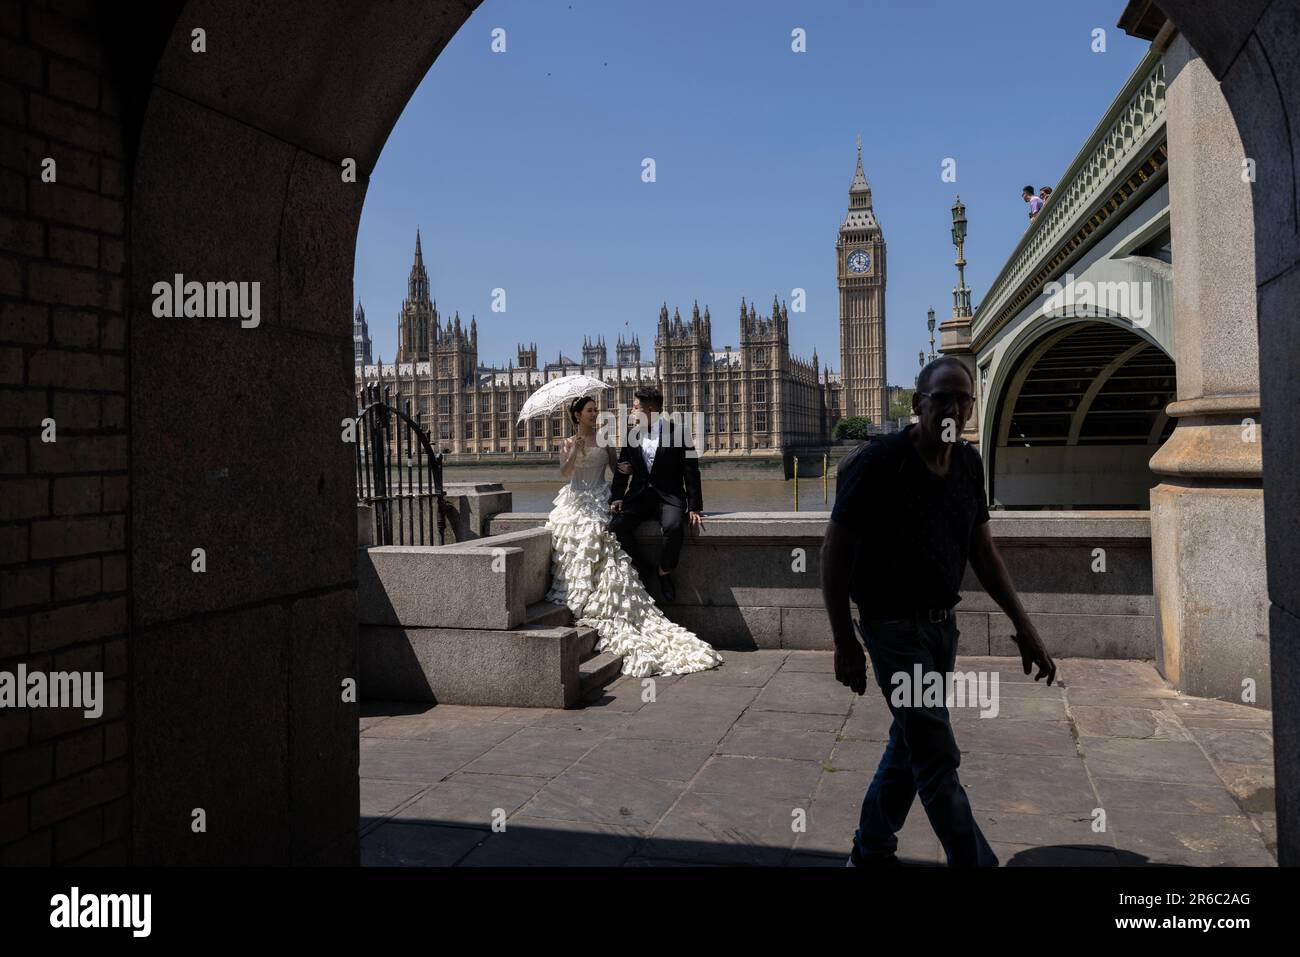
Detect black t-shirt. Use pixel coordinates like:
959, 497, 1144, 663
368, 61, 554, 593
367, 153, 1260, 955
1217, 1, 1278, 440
829, 425, 990, 614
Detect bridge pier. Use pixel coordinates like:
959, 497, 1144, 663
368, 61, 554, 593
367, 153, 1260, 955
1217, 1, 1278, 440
1149, 33, 1269, 707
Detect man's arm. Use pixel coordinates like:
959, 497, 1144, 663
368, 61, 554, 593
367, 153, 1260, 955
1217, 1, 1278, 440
820, 441, 880, 694
821, 518, 858, 649
682, 427, 702, 513
821, 517, 867, 695
967, 522, 1029, 628
610, 445, 630, 503
968, 522, 1056, 684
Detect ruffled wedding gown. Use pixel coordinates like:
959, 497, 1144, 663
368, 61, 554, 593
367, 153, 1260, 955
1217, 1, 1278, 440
543, 440, 723, 677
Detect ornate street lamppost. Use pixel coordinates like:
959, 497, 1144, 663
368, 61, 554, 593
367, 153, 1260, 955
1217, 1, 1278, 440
951, 196, 972, 319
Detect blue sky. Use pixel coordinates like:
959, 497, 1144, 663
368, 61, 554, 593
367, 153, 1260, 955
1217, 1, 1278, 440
353, 0, 1149, 387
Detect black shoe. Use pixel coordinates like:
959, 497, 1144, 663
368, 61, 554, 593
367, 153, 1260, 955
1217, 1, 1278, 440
848, 844, 901, 868
658, 571, 676, 603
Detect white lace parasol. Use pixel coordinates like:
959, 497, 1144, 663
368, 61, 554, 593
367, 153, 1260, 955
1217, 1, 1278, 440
516, 373, 610, 424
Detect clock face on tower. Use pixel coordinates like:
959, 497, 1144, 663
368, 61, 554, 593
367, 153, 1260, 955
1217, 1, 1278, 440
847, 250, 871, 274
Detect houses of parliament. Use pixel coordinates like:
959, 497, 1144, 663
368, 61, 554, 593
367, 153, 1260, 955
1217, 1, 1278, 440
353, 145, 889, 455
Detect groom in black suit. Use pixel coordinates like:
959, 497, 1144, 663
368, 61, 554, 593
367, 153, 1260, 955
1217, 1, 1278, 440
608, 386, 704, 603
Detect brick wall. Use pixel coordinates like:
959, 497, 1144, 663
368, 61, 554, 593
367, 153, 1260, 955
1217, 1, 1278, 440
0, 0, 130, 865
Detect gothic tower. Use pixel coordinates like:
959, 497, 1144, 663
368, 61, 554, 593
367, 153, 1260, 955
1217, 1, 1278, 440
836, 137, 888, 424
396, 228, 439, 363
616, 333, 641, 365
353, 299, 372, 366
656, 301, 713, 418
582, 335, 608, 367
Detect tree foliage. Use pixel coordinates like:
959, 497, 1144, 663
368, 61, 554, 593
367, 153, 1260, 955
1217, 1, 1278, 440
832, 415, 874, 440
888, 389, 915, 420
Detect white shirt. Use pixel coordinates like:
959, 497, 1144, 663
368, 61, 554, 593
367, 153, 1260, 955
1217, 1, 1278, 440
641, 415, 662, 473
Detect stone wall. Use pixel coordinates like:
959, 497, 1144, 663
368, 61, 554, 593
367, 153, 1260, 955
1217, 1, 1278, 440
994, 445, 1166, 509
489, 511, 1157, 659
0, 0, 131, 866
3, 0, 484, 868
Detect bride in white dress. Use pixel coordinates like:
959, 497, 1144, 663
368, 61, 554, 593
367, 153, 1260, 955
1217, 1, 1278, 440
544, 395, 723, 678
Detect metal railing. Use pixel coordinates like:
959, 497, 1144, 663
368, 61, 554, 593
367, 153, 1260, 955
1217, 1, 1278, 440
355, 382, 449, 546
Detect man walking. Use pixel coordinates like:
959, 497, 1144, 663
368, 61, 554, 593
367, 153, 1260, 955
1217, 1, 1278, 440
821, 356, 1056, 867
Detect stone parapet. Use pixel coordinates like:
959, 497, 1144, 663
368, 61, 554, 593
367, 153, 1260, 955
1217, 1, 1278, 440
357, 527, 552, 630
359, 623, 583, 708
489, 510, 1156, 657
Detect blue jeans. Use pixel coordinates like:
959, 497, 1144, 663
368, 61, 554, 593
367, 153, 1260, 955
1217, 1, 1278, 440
853, 612, 998, 867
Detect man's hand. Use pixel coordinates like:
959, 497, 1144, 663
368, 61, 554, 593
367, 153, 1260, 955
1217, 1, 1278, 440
834, 638, 868, 696
617, 462, 632, 474
687, 510, 704, 529
609, 500, 622, 514
1011, 620, 1056, 685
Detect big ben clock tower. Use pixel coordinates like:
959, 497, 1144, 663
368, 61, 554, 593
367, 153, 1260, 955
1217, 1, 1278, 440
837, 137, 888, 425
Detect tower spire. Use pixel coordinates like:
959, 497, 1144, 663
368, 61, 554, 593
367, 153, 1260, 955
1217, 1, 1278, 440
849, 136, 871, 197
408, 228, 430, 303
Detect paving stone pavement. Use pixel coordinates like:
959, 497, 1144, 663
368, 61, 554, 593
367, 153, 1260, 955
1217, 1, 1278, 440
359, 651, 1278, 867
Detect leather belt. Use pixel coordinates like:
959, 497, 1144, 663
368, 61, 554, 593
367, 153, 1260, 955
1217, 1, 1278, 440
868, 607, 951, 624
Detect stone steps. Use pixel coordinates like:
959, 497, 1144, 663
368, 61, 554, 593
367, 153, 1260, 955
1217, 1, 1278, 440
523, 600, 572, 629
573, 624, 599, 660
527, 609, 623, 702
359, 611, 625, 709
358, 622, 578, 708
357, 529, 625, 709
579, 650, 624, 699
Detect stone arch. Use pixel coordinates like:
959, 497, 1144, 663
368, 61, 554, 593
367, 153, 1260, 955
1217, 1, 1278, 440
980, 308, 1170, 494
116, 0, 1300, 868
122, 0, 485, 865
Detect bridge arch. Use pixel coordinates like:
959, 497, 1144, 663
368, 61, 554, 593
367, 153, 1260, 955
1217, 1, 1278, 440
982, 311, 1175, 508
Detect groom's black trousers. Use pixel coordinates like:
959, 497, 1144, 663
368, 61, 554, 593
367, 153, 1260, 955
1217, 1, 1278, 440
609, 495, 686, 575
